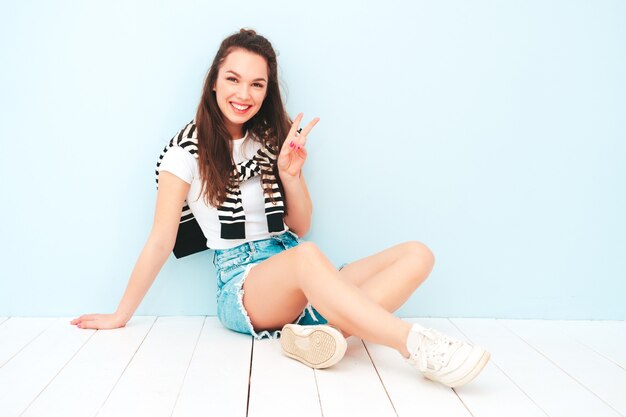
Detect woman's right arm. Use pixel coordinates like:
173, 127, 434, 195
70, 171, 191, 330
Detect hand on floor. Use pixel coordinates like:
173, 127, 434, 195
70, 313, 127, 330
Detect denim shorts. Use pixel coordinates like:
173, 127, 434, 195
213, 230, 343, 339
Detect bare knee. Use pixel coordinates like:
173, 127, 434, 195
293, 241, 323, 258
292, 241, 323, 268
291, 242, 331, 283
402, 241, 435, 272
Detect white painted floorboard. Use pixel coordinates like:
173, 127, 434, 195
95, 316, 205, 417
171, 318, 252, 417
315, 337, 396, 417
451, 318, 621, 417
247, 336, 320, 417
554, 320, 626, 370
20, 316, 156, 417
364, 320, 472, 417
501, 319, 626, 415
0, 318, 95, 417
424, 318, 547, 417
0, 317, 57, 368
1, 317, 624, 417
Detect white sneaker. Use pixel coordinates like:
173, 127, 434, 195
280, 324, 347, 369
406, 325, 490, 388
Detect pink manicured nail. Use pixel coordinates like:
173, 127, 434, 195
290, 141, 294, 147
297, 146, 301, 150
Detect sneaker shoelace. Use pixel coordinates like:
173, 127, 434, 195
409, 328, 463, 373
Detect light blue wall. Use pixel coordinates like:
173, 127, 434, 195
1, 1, 624, 319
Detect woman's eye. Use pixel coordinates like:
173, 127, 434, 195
253, 83, 264, 88
227, 77, 237, 82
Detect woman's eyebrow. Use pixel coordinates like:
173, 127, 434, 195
225, 70, 267, 83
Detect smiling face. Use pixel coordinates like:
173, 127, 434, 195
213, 48, 269, 139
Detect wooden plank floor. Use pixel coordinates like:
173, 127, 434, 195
0, 317, 624, 417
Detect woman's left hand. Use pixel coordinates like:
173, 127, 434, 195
277, 113, 320, 178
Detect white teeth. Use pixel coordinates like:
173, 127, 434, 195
231, 103, 250, 111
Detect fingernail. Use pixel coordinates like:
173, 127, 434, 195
290, 141, 294, 147
297, 145, 301, 150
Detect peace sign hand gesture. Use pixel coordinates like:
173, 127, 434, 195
277, 113, 320, 179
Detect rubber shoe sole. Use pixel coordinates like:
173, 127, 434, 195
280, 324, 347, 369
424, 348, 491, 388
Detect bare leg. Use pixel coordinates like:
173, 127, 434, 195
243, 241, 490, 387
325, 241, 434, 338
242, 242, 421, 355
337, 241, 435, 313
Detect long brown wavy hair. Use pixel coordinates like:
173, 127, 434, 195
195, 28, 291, 210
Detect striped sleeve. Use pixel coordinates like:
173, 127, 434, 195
157, 146, 196, 184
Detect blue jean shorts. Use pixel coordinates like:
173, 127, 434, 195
212, 230, 341, 339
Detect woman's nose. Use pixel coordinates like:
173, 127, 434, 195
236, 85, 251, 100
